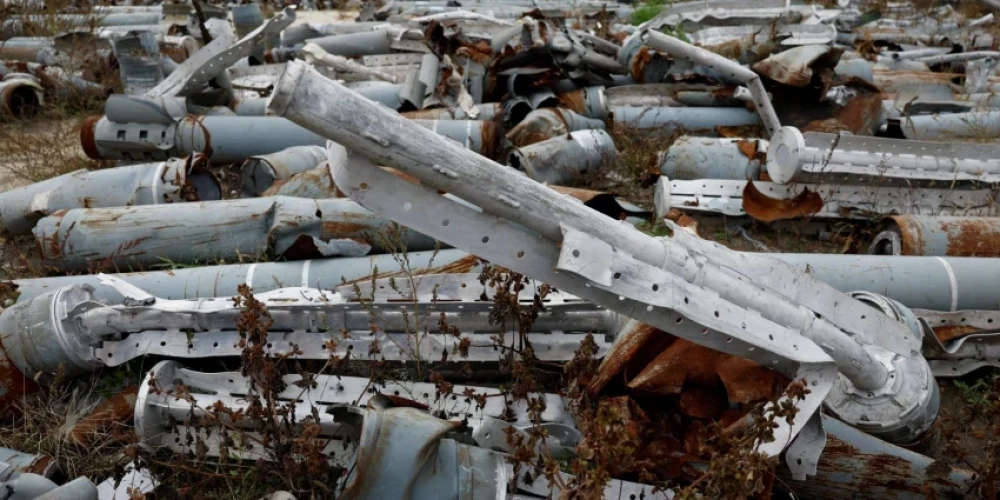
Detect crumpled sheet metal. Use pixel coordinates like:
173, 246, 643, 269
146, 8, 295, 98
868, 216, 1000, 257
917, 309, 1000, 376
32, 196, 440, 270
0, 155, 219, 235
752, 44, 844, 87
741, 180, 824, 222
655, 177, 999, 221
111, 31, 163, 95
0, 474, 98, 500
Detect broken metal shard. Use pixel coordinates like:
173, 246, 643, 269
136, 361, 667, 499
0, 274, 617, 382
268, 60, 941, 454
32, 196, 442, 270
0, 155, 220, 235
12, 248, 477, 303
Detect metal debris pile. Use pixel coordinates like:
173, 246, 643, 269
3, 0, 1000, 498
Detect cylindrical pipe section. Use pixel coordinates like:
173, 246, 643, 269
240, 145, 328, 196
868, 216, 1000, 257
902, 111, 1000, 141
504, 108, 606, 148
82, 115, 492, 163
32, 197, 442, 270
609, 105, 761, 132
12, 249, 477, 304
0, 78, 43, 119
767, 253, 1000, 311
658, 136, 763, 180
304, 29, 394, 57
507, 129, 618, 184
0, 156, 220, 235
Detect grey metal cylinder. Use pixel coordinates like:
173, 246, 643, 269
508, 129, 618, 184
32, 197, 442, 270
240, 145, 328, 196
305, 29, 393, 58
0, 156, 220, 235
505, 108, 606, 148
609, 105, 761, 132
766, 253, 1000, 311
12, 249, 476, 304
658, 136, 763, 180
83, 115, 492, 163
867, 216, 1000, 257
901, 111, 1000, 141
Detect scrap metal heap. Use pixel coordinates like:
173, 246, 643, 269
3, 0, 1000, 498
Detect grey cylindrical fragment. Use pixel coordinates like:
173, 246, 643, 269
658, 136, 763, 180
508, 129, 617, 184
609, 105, 760, 132
240, 145, 328, 196
33, 197, 443, 270
12, 249, 476, 303
768, 253, 1000, 311
0, 156, 220, 235
505, 108, 606, 148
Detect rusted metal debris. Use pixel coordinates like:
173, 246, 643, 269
869, 216, 1000, 257
6, 1, 1000, 497
66, 385, 139, 446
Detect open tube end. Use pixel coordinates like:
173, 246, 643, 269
266, 59, 308, 118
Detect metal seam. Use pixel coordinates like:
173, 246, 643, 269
934, 257, 959, 312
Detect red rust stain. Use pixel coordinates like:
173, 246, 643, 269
79, 115, 102, 160
803, 91, 884, 136
322, 220, 373, 237
716, 357, 789, 404
940, 218, 1000, 257
480, 121, 498, 159
933, 325, 984, 342
678, 385, 727, 419
68, 385, 139, 445
0, 346, 39, 411
555, 89, 586, 114
380, 394, 430, 410
589, 322, 670, 396
736, 139, 758, 160
743, 180, 824, 222
629, 46, 655, 83
628, 338, 724, 395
